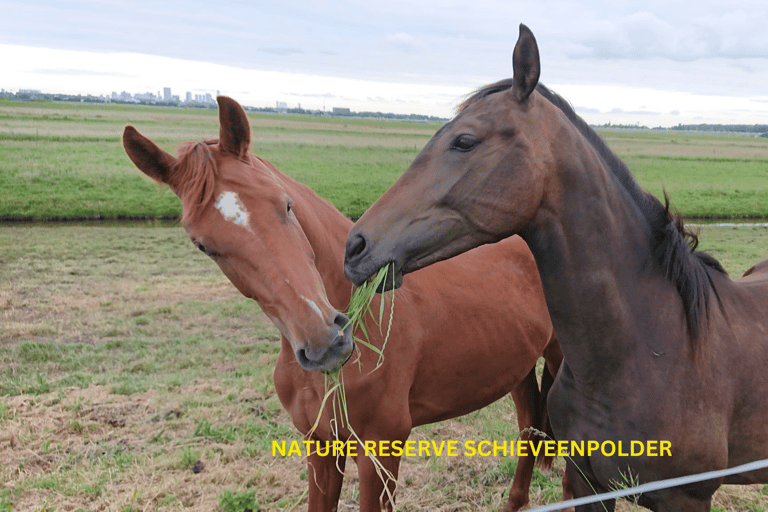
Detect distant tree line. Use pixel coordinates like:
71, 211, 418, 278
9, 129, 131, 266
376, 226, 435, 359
595, 121, 768, 136
248, 105, 448, 123
669, 124, 768, 136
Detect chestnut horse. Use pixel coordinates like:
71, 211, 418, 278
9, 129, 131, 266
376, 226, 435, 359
344, 24, 768, 512
122, 96, 566, 511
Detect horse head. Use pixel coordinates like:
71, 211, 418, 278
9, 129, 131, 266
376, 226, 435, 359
123, 96, 354, 372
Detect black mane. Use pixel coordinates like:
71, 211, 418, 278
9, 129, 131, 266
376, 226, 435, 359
460, 80, 726, 342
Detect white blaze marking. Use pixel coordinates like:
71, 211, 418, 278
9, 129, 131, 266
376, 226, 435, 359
301, 296, 324, 320
215, 191, 250, 230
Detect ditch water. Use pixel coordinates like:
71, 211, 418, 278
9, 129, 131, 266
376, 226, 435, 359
0, 218, 181, 228
3, 218, 768, 229
687, 220, 768, 227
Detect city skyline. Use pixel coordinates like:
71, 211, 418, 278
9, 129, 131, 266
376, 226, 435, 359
3, 1, 768, 127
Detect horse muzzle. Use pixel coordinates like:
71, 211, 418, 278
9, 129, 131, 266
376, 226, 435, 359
294, 311, 355, 373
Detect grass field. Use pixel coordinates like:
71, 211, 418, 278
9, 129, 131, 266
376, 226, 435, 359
1, 224, 768, 512
2, 99, 768, 511
2, 98, 768, 220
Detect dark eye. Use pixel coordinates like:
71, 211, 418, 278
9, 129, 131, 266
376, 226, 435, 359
193, 240, 219, 258
450, 134, 480, 152
286, 199, 292, 215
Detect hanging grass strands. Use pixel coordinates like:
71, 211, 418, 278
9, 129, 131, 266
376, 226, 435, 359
344, 261, 396, 369
307, 262, 399, 503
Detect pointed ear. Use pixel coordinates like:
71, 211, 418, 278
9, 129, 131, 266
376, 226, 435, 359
122, 125, 177, 184
512, 23, 540, 102
217, 96, 251, 157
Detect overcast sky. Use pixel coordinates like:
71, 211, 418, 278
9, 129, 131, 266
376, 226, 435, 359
2, 0, 768, 127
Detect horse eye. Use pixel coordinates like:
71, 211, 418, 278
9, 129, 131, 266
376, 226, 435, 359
193, 240, 220, 258
451, 135, 480, 152
286, 199, 292, 215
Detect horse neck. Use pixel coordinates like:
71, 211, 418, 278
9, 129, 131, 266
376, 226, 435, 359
278, 174, 354, 310
520, 130, 667, 373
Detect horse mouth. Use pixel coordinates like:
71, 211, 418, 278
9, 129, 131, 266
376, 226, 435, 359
374, 262, 404, 292
295, 317, 356, 373
324, 341, 356, 374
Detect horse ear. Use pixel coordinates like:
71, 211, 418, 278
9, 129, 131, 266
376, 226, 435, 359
512, 23, 540, 102
122, 125, 177, 184
217, 96, 251, 157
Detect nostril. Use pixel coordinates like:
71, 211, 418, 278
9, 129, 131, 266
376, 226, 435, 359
333, 312, 350, 330
333, 313, 351, 343
346, 233, 368, 261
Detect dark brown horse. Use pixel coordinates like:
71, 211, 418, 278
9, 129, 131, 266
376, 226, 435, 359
122, 96, 567, 511
344, 24, 768, 512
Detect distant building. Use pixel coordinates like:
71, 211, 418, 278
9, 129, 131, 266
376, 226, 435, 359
135, 92, 157, 101
276, 101, 288, 112
163, 87, 172, 101
185, 92, 192, 102
332, 107, 351, 115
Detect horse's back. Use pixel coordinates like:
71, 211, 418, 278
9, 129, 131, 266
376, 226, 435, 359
703, 262, 768, 472
740, 258, 768, 281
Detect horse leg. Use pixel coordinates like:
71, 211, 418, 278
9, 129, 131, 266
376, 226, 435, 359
566, 463, 615, 512
541, 336, 564, 446
355, 449, 401, 512
553, 466, 575, 512
503, 366, 540, 512
650, 493, 712, 512
638, 483, 717, 512
540, 336, 577, 510
306, 450, 346, 512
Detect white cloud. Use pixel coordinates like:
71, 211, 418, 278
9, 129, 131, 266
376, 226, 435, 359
3, 1, 768, 126
567, 8, 768, 61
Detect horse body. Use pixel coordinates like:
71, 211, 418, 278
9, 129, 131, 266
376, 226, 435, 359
122, 96, 566, 512
261, 152, 562, 511
344, 24, 768, 511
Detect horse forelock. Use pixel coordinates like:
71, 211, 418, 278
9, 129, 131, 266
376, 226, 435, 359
460, 79, 726, 348
172, 140, 219, 224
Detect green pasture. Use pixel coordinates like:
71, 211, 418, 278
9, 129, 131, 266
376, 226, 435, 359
1, 224, 767, 511
2, 98, 768, 220
3, 99, 768, 511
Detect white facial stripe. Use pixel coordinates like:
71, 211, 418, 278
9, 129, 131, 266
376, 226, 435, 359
301, 296, 324, 321
215, 191, 251, 230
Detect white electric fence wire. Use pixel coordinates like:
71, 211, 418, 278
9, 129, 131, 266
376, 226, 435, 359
526, 457, 768, 512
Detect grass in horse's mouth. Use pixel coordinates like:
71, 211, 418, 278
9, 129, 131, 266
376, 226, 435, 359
344, 261, 396, 368
307, 263, 398, 500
